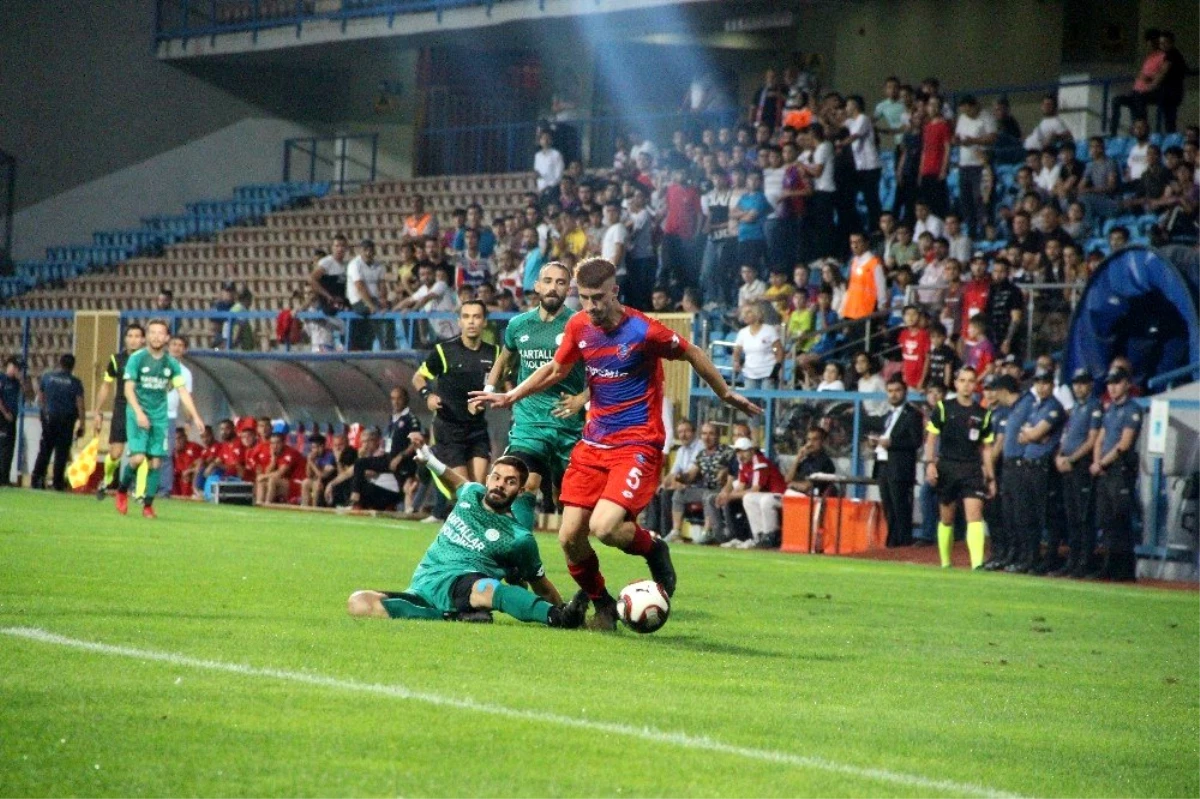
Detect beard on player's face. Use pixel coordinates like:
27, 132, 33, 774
485, 486, 516, 511
540, 292, 563, 312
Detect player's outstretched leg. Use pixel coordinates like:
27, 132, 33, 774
469, 579, 587, 628
559, 506, 619, 630
590, 501, 677, 598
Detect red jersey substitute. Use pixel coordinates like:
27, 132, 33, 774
220, 440, 248, 477
898, 327, 931, 387
274, 446, 306, 481
738, 452, 788, 493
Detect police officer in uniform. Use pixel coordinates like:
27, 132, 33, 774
924, 365, 996, 570
985, 375, 1030, 570
32, 354, 85, 491
1052, 368, 1103, 578
0, 356, 30, 486
1017, 369, 1067, 574
1090, 366, 1142, 582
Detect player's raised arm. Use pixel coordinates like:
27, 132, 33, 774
471, 358, 567, 410
681, 343, 763, 417
409, 431, 466, 494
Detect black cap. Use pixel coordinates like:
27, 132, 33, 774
992, 375, 1020, 393
1070, 367, 1092, 384
981, 374, 997, 389
1033, 368, 1055, 382
1105, 367, 1131, 383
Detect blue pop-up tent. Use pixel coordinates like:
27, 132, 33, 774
1063, 246, 1199, 392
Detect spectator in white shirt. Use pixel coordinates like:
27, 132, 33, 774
817, 361, 845, 391
533, 130, 564, 194
346, 239, 391, 351
733, 303, 783, 390
944, 214, 973, 263
395, 263, 458, 342
736, 264, 767, 308
659, 419, 705, 542
953, 95, 997, 236
1035, 147, 1062, 194
1125, 119, 1152, 181
913, 200, 945, 240
600, 201, 628, 280
1023, 94, 1073, 151
845, 95, 883, 230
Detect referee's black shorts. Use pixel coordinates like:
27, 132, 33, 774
108, 403, 128, 445
935, 459, 987, 504
432, 420, 491, 468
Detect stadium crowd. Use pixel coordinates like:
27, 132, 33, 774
7, 50, 1193, 585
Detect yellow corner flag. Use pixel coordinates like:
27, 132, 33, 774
67, 436, 101, 490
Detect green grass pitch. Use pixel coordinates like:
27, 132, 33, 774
1, 490, 1197, 798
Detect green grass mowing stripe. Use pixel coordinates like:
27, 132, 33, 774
2, 626, 1024, 799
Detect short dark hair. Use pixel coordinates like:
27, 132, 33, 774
59, 354, 76, 371
125, 322, 145, 336
491, 454, 530, 487
309, 433, 326, 446
886, 374, 908, 389
147, 318, 170, 333
929, 321, 948, 337
459, 299, 488, 317
575, 257, 617, 288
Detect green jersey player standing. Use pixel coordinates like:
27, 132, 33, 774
483, 261, 587, 493
347, 433, 588, 627
115, 319, 204, 519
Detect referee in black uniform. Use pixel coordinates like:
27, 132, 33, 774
413, 300, 498, 489
92, 323, 145, 497
923, 365, 996, 570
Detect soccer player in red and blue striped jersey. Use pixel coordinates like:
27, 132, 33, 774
472, 257, 760, 629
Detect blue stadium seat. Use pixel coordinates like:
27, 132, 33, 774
1075, 140, 1091, 162
1106, 137, 1133, 160
1161, 133, 1184, 151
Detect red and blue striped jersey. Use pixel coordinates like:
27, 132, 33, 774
554, 308, 689, 449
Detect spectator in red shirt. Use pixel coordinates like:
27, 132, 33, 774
918, 95, 952, 217
719, 436, 790, 549
961, 253, 991, 334
659, 166, 702, 293
256, 431, 306, 505
173, 427, 207, 497
897, 304, 930, 388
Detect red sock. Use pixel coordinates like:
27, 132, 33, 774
622, 524, 656, 557
567, 552, 607, 599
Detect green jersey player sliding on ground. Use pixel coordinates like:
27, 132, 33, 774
347, 433, 589, 628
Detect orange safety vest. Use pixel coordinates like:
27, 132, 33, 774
842, 253, 881, 319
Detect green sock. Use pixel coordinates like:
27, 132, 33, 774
119, 463, 136, 493
966, 521, 986, 569
490, 583, 552, 624
135, 459, 149, 499
937, 523, 953, 568
144, 467, 160, 507
103, 455, 120, 488
380, 595, 444, 620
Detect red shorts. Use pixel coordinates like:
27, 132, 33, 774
287, 478, 304, 504
559, 441, 663, 516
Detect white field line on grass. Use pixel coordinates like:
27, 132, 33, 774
2, 626, 1023, 799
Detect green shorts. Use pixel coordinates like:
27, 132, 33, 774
124, 408, 170, 458
385, 572, 486, 616
505, 425, 580, 480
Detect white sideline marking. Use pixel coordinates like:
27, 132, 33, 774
3, 626, 1021, 798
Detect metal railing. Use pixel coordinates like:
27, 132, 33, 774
283, 134, 378, 194
418, 109, 739, 176
155, 0, 520, 43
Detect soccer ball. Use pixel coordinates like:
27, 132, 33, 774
617, 579, 670, 634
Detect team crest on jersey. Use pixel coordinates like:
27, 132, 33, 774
617, 343, 631, 361
635, 453, 646, 464
484, 528, 500, 542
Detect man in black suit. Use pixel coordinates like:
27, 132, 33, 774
871, 374, 924, 547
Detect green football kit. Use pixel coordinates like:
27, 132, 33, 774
122, 348, 186, 459
501, 307, 586, 477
